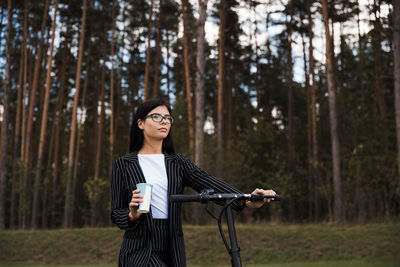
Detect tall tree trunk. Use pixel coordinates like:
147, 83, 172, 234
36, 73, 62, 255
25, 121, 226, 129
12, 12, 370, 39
10, 54, 23, 229
18, 7, 29, 227
70, 27, 91, 227
50, 0, 73, 227
182, 0, 195, 153
114, 79, 121, 144
194, 0, 208, 167
226, 50, 233, 160
143, 0, 154, 101
322, 0, 343, 222
217, 0, 226, 177
63, 0, 87, 228
114, 4, 126, 147
0, 8, 4, 47
19, 0, 29, 170
247, 2, 254, 120
152, 0, 163, 98
10, 0, 28, 229
265, 12, 272, 123
394, 0, 400, 188
31, 0, 58, 229
373, 1, 386, 128
41, 111, 56, 229
0, 0, 12, 230
115, 7, 126, 146
372, 2, 390, 218
41, 92, 60, 228
357, 0, 365, 111
109, 0, 116, 175
71, 42, 90, 227
287, 0, 296, 221
301, 19, 313, 221
166, 29, 171, 101
92, 42, 106, 226
50, 50, 67, 228
252, 2, 261, 114
21, 0, 50, 229
307, 0, 320, 221
92, 24, 107, 226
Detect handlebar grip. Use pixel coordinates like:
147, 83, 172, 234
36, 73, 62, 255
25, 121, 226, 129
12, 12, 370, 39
169, 194, 202, 202
250, 194, 281, 201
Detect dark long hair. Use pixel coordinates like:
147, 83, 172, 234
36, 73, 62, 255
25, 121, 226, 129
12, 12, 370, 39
129, 99, 175, 154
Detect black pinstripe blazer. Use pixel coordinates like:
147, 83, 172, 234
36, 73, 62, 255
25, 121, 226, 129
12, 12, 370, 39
110, 152, 244, 267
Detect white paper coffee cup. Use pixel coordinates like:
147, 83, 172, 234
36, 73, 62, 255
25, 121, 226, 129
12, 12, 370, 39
136, 183, 153, 213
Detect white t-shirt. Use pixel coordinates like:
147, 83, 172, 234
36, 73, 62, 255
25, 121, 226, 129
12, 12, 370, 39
138, 154, 168, 219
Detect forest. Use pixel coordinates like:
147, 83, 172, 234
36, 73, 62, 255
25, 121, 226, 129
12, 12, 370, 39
0, 0, 399, 230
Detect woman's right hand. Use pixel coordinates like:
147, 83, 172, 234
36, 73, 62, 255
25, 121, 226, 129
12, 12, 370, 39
128, 189, 143, 222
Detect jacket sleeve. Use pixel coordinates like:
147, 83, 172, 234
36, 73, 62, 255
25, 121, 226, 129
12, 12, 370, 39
178, 154, 245, 211
110, 160, 141, 230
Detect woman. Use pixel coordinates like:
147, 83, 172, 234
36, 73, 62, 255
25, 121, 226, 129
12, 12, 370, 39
110, 99, 276, 267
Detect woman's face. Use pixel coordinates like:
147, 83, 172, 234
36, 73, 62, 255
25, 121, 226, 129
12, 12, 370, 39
138, 105, 172, 142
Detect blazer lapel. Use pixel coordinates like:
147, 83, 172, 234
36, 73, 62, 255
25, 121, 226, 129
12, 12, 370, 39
122, 152, 147, 191
164, 153, 180, 196
122, 151, 152, 231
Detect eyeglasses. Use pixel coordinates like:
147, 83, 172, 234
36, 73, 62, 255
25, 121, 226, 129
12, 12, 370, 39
144, 113, 174, 124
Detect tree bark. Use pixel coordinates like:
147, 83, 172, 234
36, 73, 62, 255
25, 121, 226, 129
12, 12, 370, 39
301, 17, 313, 221
71, 43, 90, 227
152, 0, 163, 98
0, 0, 12, 230
31, 0, 58, 229
357, 0, 365, 111
394, 0, 400, 187
0, 8, 4, 47
217, 0, 226, 177
41, 110, 56, 229
226, 50, 233, 159
287, 0, 296, 221
284, 0, 298, 221
322, 0, 343, 222
114, 4, 127, 146
63, 0, 87, 228
109, 0, 116, 176
19, 0, 29, 170
194, 0, 208, 167
143, 0, 154, 101
10, 0, 28, 229
372, 1, 388, 164
182, 0, 195, 153
21, 0, 50, 229
166, 29, 171, 101
70, 28, 91, 227
18, 33, 29, 229
50, 49, 67, 228
307, 0, 320, 221
92, 38, 107, 226
10, 54, 23, 229
252, 2, 261, 114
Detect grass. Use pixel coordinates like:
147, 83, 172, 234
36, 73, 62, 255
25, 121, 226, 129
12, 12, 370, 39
1, 260, 399, 267
1, 224, 399, 266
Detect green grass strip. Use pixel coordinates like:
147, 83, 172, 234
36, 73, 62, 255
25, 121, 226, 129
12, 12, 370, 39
1, 224, 399, 266
1, 260, 400, 267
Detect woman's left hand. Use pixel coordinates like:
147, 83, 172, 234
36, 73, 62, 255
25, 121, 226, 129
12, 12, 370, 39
245, 188, 277, 208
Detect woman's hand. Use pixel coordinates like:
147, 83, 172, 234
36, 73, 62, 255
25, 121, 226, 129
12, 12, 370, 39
245, 188, 277, 208
128, 189, 143, 222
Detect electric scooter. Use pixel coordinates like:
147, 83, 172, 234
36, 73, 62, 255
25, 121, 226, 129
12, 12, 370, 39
170, 189, 280, 267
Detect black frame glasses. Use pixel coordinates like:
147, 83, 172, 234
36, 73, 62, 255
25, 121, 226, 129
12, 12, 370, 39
144, 113, 174, 124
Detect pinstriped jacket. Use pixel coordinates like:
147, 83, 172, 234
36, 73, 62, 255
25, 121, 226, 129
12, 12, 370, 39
110, 152, 244, 267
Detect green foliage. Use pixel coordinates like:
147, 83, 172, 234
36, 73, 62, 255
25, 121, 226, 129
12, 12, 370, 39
84, 177, 107, 205
1, 0, 399, 229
